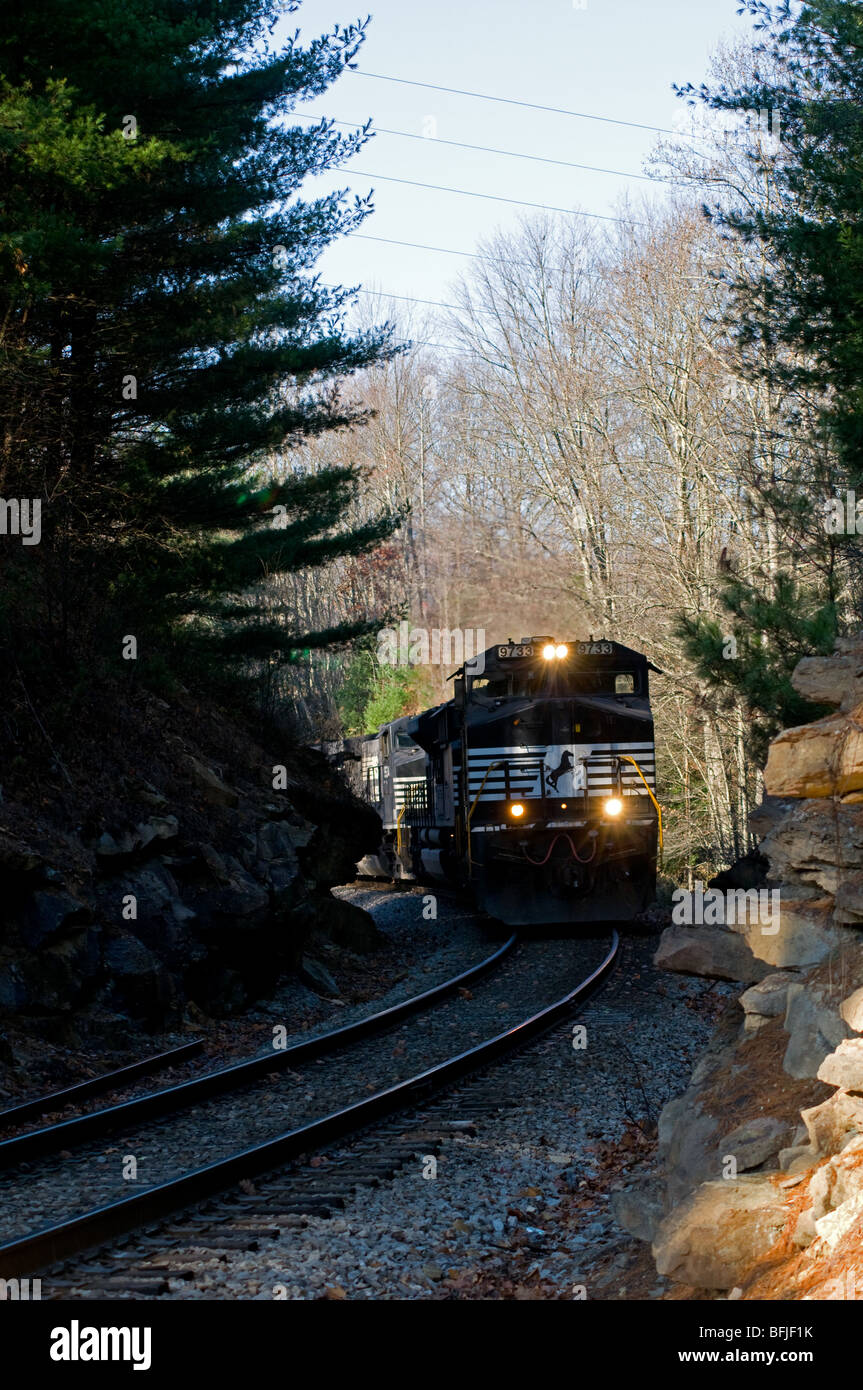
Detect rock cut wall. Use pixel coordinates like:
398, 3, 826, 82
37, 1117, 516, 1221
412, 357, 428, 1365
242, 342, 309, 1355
626, 636, 863, 1298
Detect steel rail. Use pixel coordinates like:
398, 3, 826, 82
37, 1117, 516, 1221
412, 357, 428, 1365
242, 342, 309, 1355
0, 933, 517, 1170
0, 931, 617, 1278
0, 1041, 205, 1131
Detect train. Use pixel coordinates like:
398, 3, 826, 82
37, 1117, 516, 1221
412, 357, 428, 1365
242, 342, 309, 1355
338, 635, 662, 927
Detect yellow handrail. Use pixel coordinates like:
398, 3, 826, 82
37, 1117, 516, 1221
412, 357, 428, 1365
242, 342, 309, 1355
617, 754, 663, 862
465, 759, 506, 875
460, 752, 662, 875
395, 803, 408, 860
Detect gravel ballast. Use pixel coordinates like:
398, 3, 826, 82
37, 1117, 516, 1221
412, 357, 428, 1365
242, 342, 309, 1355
38, 888, 734, 1301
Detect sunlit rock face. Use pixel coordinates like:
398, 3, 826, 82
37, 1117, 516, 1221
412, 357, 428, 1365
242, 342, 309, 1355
629, 634, 863, 1298
764, 703, 863, 799
652, 1178, 790, 1289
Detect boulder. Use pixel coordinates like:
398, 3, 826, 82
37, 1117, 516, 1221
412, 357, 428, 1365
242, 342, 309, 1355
0, 962, 29, 1012
94, 831, 127, 865
16, 926, 102, 1011
780, 1144, 816, 1174
817, 1038, 863, 1091
792, 643, 863, 711
739, 972, 799, 1033
94, 816, 179, 868
21, 890, 90, 948
814, 1189, 863, 1249
111, 860, 180, 917
201, 871, 270, 928
186, 756, 239, 808
652, 1177, 789, 1288
134, 815, 179, 853
198, 843, 230, 884
251, 820, 306, 910
720, 1115, 793, 1172
783, 980, 851, 1079
256, 819, 313, 860
265, 860, 304, 910
793, 1137, 863, 1247
101, 863, 200, 969
764, 700, 863, 798
833, 872, 863, 924
103, 932, 175, 1022
657, 1093, 721, 1204
611, 1181, 664, 1242
654, 923, 769, 983
0, 833, 49, 914
300, 893, 384, 954
841, 986, 863, 1032
760, 800, 863, 896
743, 896, 842, 969
299, 955, 340, 997
800, 1089, 863, 1160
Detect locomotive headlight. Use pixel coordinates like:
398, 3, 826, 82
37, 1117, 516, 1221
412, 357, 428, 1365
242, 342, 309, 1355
542, 643, 556, 660
603, 797, 623, 818
509, 802, 525, 818
555, 643, 568, 659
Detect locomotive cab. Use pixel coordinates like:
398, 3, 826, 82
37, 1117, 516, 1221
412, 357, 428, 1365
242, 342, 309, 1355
351, 637, 661, 927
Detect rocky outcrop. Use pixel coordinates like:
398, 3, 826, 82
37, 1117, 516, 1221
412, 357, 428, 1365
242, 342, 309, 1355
653, 1178, 790, 1288
619, 634, 863, 1297
763, 703, 863, 799
0, 694, 381, 1032
654, 922, 771, 983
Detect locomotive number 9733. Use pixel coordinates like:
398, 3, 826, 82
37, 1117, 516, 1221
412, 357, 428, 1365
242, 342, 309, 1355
340, 635, 662, 927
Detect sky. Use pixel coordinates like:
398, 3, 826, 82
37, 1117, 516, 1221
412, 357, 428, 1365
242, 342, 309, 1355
281, 0, 758, 345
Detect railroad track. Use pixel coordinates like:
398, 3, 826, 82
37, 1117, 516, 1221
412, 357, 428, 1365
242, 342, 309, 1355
0, 930, 617, 1292
0, 1040, 204, 1133
0, 932, 516, 1168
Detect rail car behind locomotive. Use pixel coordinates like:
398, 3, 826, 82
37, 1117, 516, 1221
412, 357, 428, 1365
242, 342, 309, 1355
342, 637, 661, 927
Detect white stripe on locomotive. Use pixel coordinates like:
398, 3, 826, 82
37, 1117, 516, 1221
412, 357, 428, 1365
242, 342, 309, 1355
463, 741, 656, 801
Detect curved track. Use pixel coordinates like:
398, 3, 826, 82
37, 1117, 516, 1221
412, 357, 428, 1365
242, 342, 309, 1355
0, 932, 516, 1169
0, 930, 617, 1281
0, 1040, 204, 1130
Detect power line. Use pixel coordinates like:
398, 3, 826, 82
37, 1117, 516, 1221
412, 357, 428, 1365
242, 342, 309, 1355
295, 111, 656, 183
353, 232, 483, 260
319, 167, 640, 225
347, 233, 719, 287
348, 69, 680, 137
392, 337, 471, 355
328, 283, 463, 313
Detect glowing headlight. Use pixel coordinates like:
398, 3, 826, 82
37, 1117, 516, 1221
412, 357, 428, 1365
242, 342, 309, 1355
542, 643, 556, 660
509, 802, 525, 818
555, 643, 568, 659
604, 797, 623, 818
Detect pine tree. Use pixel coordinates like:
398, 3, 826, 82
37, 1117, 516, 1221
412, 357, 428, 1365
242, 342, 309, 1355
676, 0, 863, 742
0, 0, 398, 701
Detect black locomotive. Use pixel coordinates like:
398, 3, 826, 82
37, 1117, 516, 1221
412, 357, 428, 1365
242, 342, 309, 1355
343, 636, 661, 927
